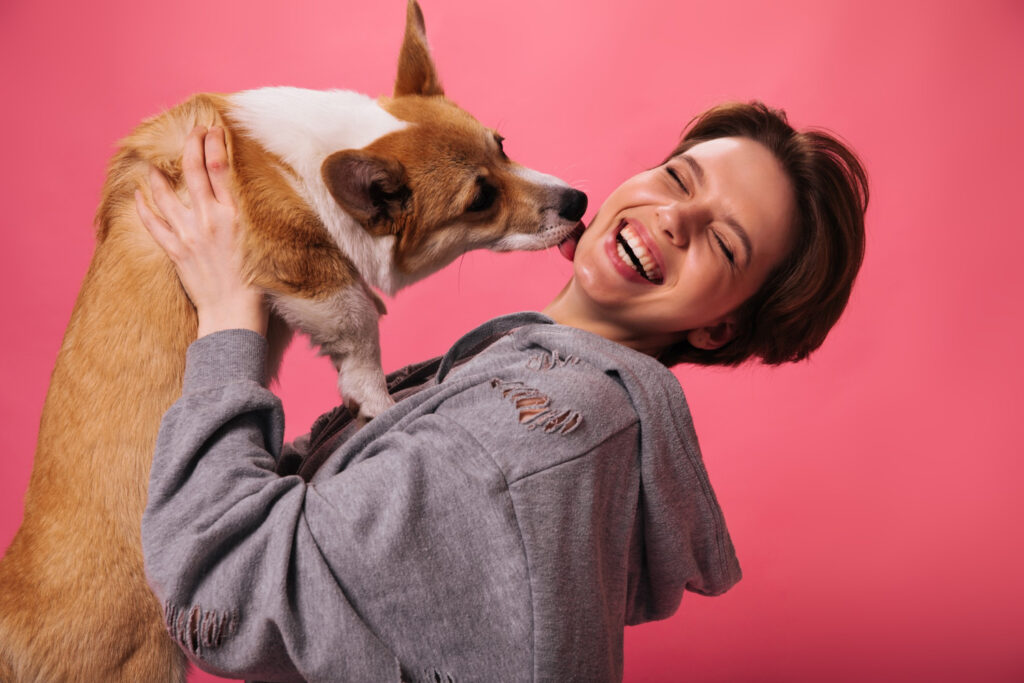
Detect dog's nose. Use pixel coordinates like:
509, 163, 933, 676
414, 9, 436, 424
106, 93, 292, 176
557, 189, 588, 221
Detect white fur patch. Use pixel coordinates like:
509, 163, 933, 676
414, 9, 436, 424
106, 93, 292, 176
229, 87, 406, 293
513, 165, 571, 190
270, 285, 393, 418
491, 218, 578, 252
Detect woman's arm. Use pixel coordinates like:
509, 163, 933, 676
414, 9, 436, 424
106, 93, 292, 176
136, 129, 400, 677
141, 328, 412, 680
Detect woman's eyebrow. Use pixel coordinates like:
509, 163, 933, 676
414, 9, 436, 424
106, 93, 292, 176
681, 153, 706, 187
682, 153, 754, 267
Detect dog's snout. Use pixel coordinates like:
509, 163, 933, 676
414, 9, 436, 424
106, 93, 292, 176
557, 189, 587, 222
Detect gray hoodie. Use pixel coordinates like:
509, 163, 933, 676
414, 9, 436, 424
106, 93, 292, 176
142, 312, 741, 682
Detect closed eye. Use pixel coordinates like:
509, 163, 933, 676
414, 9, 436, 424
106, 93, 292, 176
713, 232, 736, 265
666, 166, 688, 194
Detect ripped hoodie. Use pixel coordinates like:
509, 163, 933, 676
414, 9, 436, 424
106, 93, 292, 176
142, 312, 742, 683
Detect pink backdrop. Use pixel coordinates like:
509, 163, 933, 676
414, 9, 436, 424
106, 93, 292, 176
2, 0, 1022, 680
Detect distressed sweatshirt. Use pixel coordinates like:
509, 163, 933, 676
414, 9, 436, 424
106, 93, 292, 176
141, 312, 742, 683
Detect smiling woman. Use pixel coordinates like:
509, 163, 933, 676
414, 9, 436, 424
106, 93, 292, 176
129, 99, 866, 682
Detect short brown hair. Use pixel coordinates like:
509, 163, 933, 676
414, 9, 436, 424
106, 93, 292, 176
660, 101, 868, 366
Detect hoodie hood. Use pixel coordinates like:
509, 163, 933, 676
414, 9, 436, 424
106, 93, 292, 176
504, 314, 742, 623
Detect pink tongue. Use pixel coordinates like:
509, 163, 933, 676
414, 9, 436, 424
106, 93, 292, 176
557, 222, 586, 261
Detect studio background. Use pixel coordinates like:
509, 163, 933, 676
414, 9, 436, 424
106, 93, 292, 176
1, 0, 1021, 681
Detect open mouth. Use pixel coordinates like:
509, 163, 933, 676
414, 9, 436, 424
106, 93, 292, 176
615, 221, 664, 284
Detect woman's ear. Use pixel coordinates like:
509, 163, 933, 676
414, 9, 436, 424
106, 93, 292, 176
686, 317, 736, 350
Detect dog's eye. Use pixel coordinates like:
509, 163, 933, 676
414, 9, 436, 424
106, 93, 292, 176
468, 178, 498, 212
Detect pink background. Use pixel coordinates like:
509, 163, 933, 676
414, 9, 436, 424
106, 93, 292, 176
1, 0, 1022, 681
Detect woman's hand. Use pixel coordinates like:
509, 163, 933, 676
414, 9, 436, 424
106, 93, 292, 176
136, 126, 268, 338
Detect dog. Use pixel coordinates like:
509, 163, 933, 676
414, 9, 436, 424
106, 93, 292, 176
0, 2, 586, 680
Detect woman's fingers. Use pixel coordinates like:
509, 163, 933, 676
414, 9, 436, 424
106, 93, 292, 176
181, 125, 235, 211
148, 165, 189, 236
135, 190, 181, 260
181, 126, 216, 210
134, 127, 264, 337
204, 126, 235, 208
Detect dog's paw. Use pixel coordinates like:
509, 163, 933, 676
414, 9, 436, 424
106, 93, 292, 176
350, 395, 396, 423
339, 376, 395, 423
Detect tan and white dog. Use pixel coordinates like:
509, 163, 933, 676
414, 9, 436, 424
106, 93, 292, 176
0, 2, 586, 680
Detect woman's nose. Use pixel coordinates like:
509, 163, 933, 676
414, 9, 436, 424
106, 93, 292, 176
657, 200, 692, 247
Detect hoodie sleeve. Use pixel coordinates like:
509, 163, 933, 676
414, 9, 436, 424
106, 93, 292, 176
141, 330, 401, 682
141, 330, 536, 682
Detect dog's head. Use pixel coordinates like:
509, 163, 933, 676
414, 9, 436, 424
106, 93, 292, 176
320, 0, 586, 290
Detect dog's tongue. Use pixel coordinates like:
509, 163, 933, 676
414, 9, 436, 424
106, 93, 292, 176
558, 221, 586, 261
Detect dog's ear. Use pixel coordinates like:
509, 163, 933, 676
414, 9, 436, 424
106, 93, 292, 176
394, 0, 444, 97
322, 150, 411, 233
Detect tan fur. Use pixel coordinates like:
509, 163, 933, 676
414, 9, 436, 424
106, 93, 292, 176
0, 90, 330, 682
0, 95, 216, 682
0, 3, 584, 679
0, 90, 358, 683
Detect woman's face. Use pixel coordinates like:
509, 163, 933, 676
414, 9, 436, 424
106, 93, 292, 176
566, 136, 797, 353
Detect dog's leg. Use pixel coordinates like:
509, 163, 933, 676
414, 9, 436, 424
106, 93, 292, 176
224, 119, 395, 420
271, 283, 394, 421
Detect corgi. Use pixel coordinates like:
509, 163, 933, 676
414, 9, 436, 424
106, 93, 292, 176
0, 1, 586, 681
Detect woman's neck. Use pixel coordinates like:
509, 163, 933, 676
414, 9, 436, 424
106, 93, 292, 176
541, 280, 671, 358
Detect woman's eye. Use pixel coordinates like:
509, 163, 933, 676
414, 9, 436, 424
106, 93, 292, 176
714, 232, 735, 264
666, 167, 688, 193
468, 179, 498, 212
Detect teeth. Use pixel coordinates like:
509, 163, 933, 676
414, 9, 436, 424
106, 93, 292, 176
618, 224, 663, 281
616, 240, 637, 272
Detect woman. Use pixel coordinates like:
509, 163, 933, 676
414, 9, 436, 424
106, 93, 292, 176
137, 101, 866, 682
